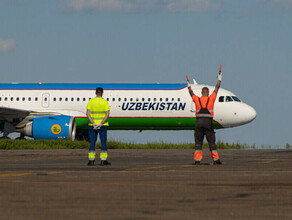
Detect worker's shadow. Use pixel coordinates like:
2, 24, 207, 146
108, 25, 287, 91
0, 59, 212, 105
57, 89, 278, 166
191, 162, 213, 166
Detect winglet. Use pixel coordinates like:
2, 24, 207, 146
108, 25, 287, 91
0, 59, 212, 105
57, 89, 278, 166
186, 75, 189, 82
219, 64, 222, 74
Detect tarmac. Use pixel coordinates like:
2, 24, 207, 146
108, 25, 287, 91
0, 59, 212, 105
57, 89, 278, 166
0, 148, 292, 220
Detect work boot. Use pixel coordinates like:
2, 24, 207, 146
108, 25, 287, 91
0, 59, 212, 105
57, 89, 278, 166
193, 161, 201, 165
88, 160, 95, 166
213, 159, 222, 165
100, 160, 111, 166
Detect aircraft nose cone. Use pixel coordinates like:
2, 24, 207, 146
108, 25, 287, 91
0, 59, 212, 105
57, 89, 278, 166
243, 104, 257, 124
231, 103, 256, 127
249, 106, 257, 121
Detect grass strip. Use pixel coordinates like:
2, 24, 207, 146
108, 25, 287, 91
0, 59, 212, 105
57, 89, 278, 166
0, 139, 263, 150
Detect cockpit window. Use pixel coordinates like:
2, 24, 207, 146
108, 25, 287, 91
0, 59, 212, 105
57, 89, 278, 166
219, 96, 224, 102
232, 96, 241, 102
225, 96, 233, 102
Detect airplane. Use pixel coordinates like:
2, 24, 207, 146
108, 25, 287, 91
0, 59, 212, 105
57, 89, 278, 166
0, 79, 256, 140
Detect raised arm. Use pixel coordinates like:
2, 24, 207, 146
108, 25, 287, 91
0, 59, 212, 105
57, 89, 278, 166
213, 78, 221, 94
187, 77, 194, 97
188, 86, 194, 97
213, 65, 222, 94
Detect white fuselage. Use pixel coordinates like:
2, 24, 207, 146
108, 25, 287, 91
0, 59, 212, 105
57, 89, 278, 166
0, 83, 256, 131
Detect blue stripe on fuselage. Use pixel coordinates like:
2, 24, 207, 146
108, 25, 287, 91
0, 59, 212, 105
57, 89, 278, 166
0, 83, 187, 90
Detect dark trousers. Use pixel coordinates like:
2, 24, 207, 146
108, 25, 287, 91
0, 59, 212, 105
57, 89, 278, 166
195, 117, 217, 151
88, 126, 108, 152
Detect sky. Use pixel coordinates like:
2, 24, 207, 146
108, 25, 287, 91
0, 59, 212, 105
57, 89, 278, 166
0, 0, 291, 148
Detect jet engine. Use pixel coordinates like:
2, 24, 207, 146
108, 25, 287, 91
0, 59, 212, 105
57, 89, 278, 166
18, 115, 76, 140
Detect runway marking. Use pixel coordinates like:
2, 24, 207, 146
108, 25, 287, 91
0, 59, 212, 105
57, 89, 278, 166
111, 182, 159, 187
256, 160, 274, 164
0, 173, 35, 177
126, 165, 169, 171
272, 168, 282, 170
0, 171, 62, 178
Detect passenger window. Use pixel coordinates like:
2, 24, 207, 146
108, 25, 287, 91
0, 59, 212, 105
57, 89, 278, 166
142, 98, 145, 102
219, 96, 224, 102
136, 98, 139, 101
65, 98, 68, 102
83, 98, 86, 101
16, 97, 19, 101
5, 97, 7, 101
112, 98, 115, 102
0, 97, 2, 101
53, 98, 56, 101
226, 96, 233, 102
77, 98, 80, 102
160, 98, 162, 101
178, 98, 180, 102
166, 98, 168, 101
11, 97, 13, 101
232, 96, 241, 102
130, 98, 133, 101
71, 98, 74, 102
59, 97, 62, 101
28, 97, 31, 101
106, 98, 109, 101
118, 98, 121, 102
148, 98, 151, 101
172, 98, 174, 101
124, 98, 127, 101
154, 98, 157, 101
22, 97, 25, 101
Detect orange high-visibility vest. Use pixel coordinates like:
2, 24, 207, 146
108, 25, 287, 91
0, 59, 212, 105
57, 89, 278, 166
192, 92, 217, 117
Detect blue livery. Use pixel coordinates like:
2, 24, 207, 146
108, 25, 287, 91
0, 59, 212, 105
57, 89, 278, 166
31, 115, 75, 140
0, 83, 187, 90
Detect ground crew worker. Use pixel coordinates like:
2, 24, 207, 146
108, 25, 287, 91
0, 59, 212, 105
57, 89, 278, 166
187, 71, 222, 165
86, 87, 111, 166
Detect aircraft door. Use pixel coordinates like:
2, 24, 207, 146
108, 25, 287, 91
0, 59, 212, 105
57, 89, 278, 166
42, 93, 50, 108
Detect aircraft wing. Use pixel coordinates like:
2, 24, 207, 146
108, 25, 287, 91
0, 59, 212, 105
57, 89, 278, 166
0, 107, 32, 122
0, 107, 61, 127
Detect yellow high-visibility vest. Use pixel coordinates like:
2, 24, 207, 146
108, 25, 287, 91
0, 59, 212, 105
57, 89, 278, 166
87, 97, 110, 126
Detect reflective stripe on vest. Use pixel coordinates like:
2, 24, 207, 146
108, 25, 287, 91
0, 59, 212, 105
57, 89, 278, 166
88, 97, 109, 126
92, 117, 105, 120
91, 111, 107, 114
196, 97, 213, 118
196, 110, 213, 113
90, 111, 106, 125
